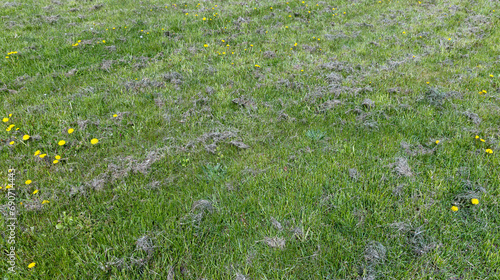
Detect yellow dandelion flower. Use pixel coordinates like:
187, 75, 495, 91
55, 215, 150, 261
471, 198, 479, 205
113, 114, 118, 117
34, 150, 41, 156
403, 31, 406, 34
53, 160, 59, 164
9, 141, 14, 145
33, 189, 39, 195
23, 135, 30, 141
25, 180, 32, 185
255, 64, 260, 67
102, 40, 106, 43
480, 139, 485, 142
42, 200, 49, 204
203, 17, 206, 20
55, 155, 61, 160
451, 206, 458, 212
485, 149, 493, 154
204, 44, 208, 47
475, 135, 479, 139
2, 117, 8, 122
28, 263, 36, 269
490, 74, 494, 77
435, 140, 440, 144
39, 154, 47, 158
6, 127, 11, 132
68, 128, 74, 134
58, 140, 66, 146
91, 138, 99, 145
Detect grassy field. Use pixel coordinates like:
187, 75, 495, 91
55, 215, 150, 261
1, 0, 499, 278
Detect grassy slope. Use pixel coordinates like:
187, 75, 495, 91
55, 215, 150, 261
0, 0, 499, 279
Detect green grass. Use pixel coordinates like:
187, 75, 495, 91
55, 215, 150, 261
1, 0, 499, 279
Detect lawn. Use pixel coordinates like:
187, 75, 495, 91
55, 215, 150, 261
0, 0, 499, 279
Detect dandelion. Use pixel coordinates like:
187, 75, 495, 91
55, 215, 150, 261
204, 44, 208, 47
113, 114, 118, 117
471, 198, 479, 205
53, 160, 59, 164
25, 180, 32, 185
34, 150, 41, 156
480, 139, 485, 142
403, 31, 406, 34
102, 40, 106, 43
28, 263, 36, 269
451, 206, 458, 212
68, 128, 74, 134
9, 141, 14, 145
2, 117, 8, 122
58, 140, 66, 146
23, 135, 30, 141
475, 135, 479, 139
203, 17, 206, 20
33, 189, 39, 195
55, 155, 61, 160
255, 64, 260, 68
485, 149, 493, 154
435, 140, 440, 144
426, 82, 430, 84
490, 74, 494, 77
42, 200, 49, 204
39, 154, 47, 158
91, 138, 99, 145
448, 38, 451, 40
